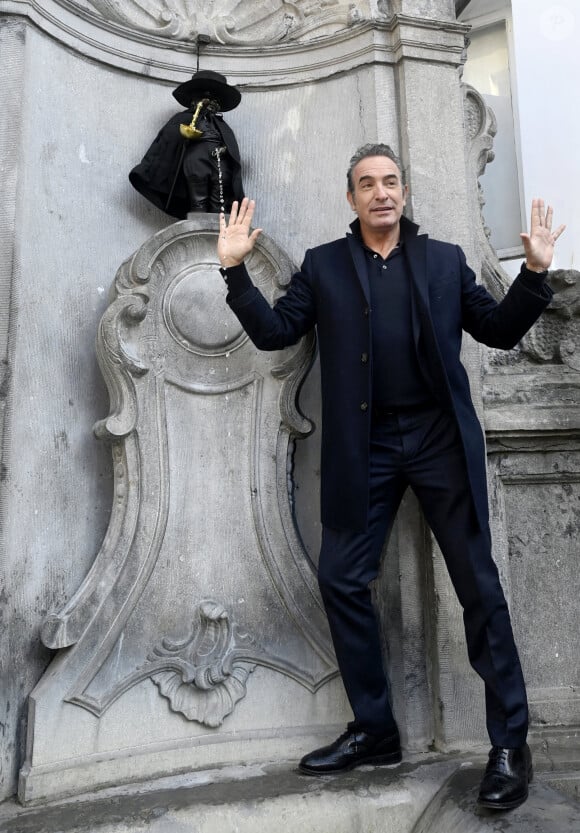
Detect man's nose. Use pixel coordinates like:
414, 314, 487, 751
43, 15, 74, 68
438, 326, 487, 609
375, 185, 388, 200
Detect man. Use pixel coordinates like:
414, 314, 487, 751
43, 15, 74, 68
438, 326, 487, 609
129, 70, 244, 218
216, 144, 564, 810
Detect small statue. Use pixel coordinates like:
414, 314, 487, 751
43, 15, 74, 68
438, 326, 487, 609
129, 70, 245, 218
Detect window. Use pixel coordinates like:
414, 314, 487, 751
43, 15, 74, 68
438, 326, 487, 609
461, 3, 524, 257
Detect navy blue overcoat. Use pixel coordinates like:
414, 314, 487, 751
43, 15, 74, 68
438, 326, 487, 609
227, 216, 552, 532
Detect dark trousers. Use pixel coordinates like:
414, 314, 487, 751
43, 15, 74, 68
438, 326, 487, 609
318, 405, 528, 747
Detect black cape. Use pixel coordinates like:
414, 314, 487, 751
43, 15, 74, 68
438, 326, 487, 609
129, 109, 244, 219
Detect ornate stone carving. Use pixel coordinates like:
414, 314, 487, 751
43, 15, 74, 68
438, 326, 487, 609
1, 2, 468, 85
74, 0, 369, 44
21, 216, 339, 803
527, 269, 580, 368
41, 218, 335, 697
462, 83, 501, 291
214, 1, 366, 45
149, 601, 257, 727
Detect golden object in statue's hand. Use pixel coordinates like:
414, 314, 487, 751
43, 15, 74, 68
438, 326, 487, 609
179, 99, 208, 140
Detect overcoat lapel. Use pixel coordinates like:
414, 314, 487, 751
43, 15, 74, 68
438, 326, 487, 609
403, 230, 453, 407
402, 231, 428, 350
346, 233, 371, 305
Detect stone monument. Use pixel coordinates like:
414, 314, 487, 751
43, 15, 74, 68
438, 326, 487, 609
19, 217, 343, 802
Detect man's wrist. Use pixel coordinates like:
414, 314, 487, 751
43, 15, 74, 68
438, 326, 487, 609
219, 261, 253, 298
219, 257, 244, 270
518, 261, 553, 299
525, 261, 548, 274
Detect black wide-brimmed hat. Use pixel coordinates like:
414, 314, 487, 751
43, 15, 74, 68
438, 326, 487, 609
172, 70, 241, 111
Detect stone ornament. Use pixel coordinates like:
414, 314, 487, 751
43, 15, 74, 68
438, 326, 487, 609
462, 83, 500, 287
1, 2, 468, 85
20, 216, 340, 801
36, 215, 336, 726
528, 269, 580, 368
149, 600, 257, 727
67, 0, 368, 44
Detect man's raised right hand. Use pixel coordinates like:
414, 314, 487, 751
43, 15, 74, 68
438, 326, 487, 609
217, 198, 262, 269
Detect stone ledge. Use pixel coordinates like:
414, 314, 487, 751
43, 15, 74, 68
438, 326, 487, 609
1, 751, 579, 833
0, 755, 457, 833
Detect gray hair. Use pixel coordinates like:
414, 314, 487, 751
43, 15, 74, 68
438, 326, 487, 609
347, 143, 405, 193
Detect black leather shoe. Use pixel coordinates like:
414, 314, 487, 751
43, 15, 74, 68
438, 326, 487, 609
477, 744, 533, 810
298, 728, 402, 775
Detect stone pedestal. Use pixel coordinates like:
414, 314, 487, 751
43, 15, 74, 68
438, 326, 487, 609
18, 217, 347, 803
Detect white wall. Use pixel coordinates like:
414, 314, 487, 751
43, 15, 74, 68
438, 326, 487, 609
462, 19, 523, 253
461, 0, 577, 272
510, 0, 578, 270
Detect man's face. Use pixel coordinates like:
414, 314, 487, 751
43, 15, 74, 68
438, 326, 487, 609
346, 156, 408, 236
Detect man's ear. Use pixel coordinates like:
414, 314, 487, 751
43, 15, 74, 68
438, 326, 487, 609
346, 191, 357, 212
402, 184, 409, 206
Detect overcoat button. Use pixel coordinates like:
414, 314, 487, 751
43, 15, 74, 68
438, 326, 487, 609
363, 306, 369, 317
361, 352, 368, 364
360, 402, 368, 412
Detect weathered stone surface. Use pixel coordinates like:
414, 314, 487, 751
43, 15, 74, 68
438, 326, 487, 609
412, 760, 580, 833
17, 216, 345, 803
2, 752, 580, 833
0, 757, 462, 833
76, 0, 369, 44
0, 0, 467, 83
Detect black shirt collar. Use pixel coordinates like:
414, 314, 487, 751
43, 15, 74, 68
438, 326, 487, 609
348, 214, 420, 242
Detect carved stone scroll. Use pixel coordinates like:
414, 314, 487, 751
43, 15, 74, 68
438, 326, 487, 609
1, 2, 468, 86
149, 600, 257, 728
66, 0, 370, 44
